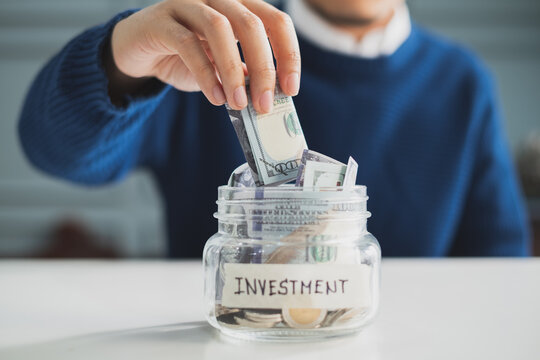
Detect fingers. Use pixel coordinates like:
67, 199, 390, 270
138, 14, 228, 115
158, 19, 226, 105
243, 0, 301, 96
170, 4, 248, 110
209, 0, 276, 113
164, 0, 300, 112
199, 39, 248, 75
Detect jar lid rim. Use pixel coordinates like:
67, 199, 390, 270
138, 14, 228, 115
218, 184, 367, 192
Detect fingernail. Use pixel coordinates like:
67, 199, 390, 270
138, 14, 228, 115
286, 73, 300, 95
259, 90, 273, 113
212, 85, 226, 104
233, 86, 248, 108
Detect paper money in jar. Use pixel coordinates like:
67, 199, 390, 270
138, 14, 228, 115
295, 149, 345, 187
228, 163, 256, 187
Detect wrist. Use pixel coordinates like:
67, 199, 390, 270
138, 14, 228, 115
103, 30, 157, 107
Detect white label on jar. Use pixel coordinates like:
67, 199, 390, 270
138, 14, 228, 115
221, 263, 372, 309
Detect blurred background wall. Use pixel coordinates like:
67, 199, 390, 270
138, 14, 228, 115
0, 0, 538, 257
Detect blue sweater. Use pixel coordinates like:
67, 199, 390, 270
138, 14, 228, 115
19, 10, 530, 257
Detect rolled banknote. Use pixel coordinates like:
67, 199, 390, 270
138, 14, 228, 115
228, 163, 256, 187
302, 161, 347, 190
225, 78, 308, 186
342, 156, 358, 189
295, 149, 345, 187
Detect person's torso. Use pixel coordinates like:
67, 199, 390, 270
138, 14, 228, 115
146, 27, 483, 258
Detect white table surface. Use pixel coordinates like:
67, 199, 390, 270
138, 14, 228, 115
0, 259, 538, 359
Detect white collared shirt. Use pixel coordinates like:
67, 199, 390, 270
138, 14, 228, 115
285, 0, 412, 58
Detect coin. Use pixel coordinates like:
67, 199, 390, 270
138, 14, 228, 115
335, 307, 366, 323
235, 316, 280, 328
282, 308, 327, 329
215, 305, 242, 326
320, 307, 367, 327
215, 304, 241, 316
320, 308, 348, 328
217, 312, 240, 326
226, 309, 283, 329
245, 313, 282, 322
244, 309, 282, 323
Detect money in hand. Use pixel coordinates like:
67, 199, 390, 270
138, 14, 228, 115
226, 79, 308, 186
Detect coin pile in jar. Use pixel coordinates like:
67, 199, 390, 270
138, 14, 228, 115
215, 305, 366, 329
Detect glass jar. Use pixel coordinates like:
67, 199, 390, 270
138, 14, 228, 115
203, 185, 380, 341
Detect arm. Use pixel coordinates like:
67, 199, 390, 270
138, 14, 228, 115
19, 0, 301, 185
18, 10, 170, 185
451, 70, 531, 256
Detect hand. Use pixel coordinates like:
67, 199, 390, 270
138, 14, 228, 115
109, 0, 301, 113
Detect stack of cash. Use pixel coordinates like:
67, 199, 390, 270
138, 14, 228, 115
222, 78, 363, 330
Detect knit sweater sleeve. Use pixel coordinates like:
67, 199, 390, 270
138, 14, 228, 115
18, 10, 171, 186
451, 68, 531, 256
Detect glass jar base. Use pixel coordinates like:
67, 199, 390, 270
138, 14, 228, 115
217, 326, 363, 342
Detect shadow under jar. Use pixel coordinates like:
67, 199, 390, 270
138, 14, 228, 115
203, 185, 380, 341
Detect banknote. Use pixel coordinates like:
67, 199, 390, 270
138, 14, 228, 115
295, 149, 345, 186
227, 185, 364, 240
226, 79, 308, 186
342, 156, 358, 189
302, 161, 347, 189
226, 108, 261, 186
228, 163, 256, 187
